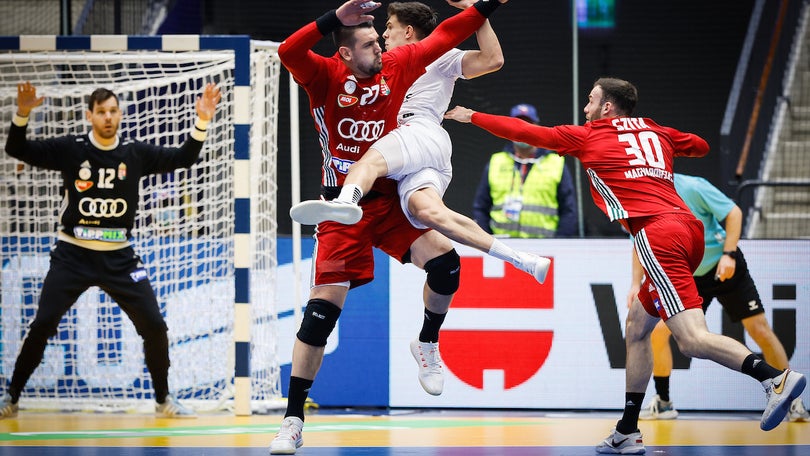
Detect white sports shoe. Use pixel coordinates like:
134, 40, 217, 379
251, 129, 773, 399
410, 339, 444, 396
155, 394, 197, 418
514, 252, 551, 284
289, 200, 362, 225
761, 369, 807, 430
596, 426, 645, 454
638, 395, 679, 420
269, 416, 304, 454
788, 397, 810, 422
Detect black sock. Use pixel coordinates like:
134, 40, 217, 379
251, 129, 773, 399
6, 386, 20, 404
741, 354, 783, 382
285, 376, 313, 420
419, 308, 447, 343
653, 376, 670, 402
616, 392, 645, 435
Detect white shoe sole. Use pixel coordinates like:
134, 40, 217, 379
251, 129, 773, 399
289, 200, 362, 225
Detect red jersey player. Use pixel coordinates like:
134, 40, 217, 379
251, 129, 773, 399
270, 1, 508, 454
444, 77, 806, 454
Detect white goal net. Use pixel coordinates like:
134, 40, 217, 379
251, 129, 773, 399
0, 38, 281, 413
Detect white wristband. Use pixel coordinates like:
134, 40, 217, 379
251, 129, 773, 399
12, 114, 29, 127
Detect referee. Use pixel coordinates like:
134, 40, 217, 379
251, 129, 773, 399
1, 81, 221, 419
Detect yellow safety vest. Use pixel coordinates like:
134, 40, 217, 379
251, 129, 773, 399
488, 151, 565, 238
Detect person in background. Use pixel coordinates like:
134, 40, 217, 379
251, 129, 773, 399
628, 173, 810, 423
472, 103, 577, 238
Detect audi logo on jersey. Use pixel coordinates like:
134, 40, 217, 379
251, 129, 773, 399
78, 197, 128, 218
338, 118, 385, 142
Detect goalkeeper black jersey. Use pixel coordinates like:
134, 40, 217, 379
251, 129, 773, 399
5, 123, 203, 243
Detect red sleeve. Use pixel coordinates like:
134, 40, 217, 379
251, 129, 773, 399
664, 127, 709, 157
471, 112, 587, 154
278, 21, 329, 87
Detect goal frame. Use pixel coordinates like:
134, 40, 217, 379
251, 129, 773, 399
0, 34, 276, 416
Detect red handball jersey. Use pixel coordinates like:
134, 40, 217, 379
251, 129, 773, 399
471, 114, 709, 233
279, 7, 488, 196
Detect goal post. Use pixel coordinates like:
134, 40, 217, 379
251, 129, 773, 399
0, 35, 281, 415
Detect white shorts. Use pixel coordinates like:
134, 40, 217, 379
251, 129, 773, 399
371, 116, 453, 229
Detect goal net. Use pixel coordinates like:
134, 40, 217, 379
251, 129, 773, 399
0, 37, 281, 413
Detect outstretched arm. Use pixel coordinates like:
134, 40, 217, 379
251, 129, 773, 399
6, 81, 65, 171
445, 105, 588, 153
450, 0, 504, 79
277, 0, 381, 87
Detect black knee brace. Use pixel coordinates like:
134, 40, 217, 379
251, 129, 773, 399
296, 299, 342, 347
424, 249, 461, 296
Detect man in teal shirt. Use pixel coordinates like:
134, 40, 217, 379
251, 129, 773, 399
627, 173, 809, 422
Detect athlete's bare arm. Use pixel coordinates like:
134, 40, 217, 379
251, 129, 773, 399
449, 0, 504, 79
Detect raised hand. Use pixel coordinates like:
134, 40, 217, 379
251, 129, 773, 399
16, 81, 45, 117
444, 106, 476, 123
336, 0, 380, 26
195, 82, 222, 121
447, 0, 476, 10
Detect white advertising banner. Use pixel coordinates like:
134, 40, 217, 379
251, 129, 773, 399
389, 239, 810, 411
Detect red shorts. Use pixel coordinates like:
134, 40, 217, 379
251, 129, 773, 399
633, 213, 705, 321
312, 192, 429, 289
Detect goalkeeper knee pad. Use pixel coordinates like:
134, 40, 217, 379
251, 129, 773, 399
424, 249, 461, 296
297, 299, 342, 347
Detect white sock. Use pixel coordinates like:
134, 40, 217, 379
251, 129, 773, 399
337, 184, 363, 204
488, 239, 519, 264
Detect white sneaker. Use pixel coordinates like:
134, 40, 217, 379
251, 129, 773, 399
269, 416, 304, 454
410, 339, 444, 396
638, 395, 679, 420
788, 397, 810, 422
761, 369, 807, 430
289, 200, 362, 225
0, 394, 18, 419
514, 252, 551, 284
596, 426, 645, 454
155, 394, 197, 418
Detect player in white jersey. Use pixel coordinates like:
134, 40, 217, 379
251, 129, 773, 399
291, 0, 552, 286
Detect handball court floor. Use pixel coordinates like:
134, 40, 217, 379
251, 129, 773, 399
0, 407, 807, 455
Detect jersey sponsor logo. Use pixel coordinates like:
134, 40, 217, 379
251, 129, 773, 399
129, 268, 148, 283
337, 118, 385, 142
337, 94, 358, 108
331, 157, 354, 174
78, 197, 128, 218
75, 180, 94, 192
73, 226, 128, 242
336, 143, 360, 154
